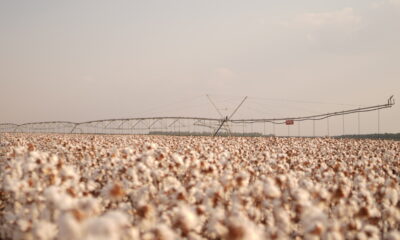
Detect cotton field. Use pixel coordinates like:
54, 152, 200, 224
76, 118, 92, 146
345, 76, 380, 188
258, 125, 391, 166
0, 133, 399, 240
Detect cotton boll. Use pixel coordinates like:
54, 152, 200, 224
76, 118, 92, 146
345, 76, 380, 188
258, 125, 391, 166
382, 206, 400, 229
294, 188, 311, 206
86, 180, 98, 192
384, 188, 399, 206
301, 206, 327, 237
44, 186, 60, 204
153, 224, 176, 240
83, 211, 130, 240
102, 182, 126, 201
224, 217, 263, 240
60, 165, 78, 182
317, 187, 330, 202
44, 186, 75, 210
273, 207, 291, 234
23, 160, 37, 172
162, 176, 182, 192
16, 219, 31, 232
136, 202, 155, 220
386, 231, 400, 240
205, 218, 228, 239
121, 227, 140, 240
48, 154, 59, 166
32, 220, 57, 240
77, 197, 101, 217
144, 142, 158, 151
28, 151, 41, 161
323, 230, 343, 240
84, 216, 120, 240
357, 225, 380, 240
57, 212, 83, 240
235, 171, 250, 189
142, 154, 156, 168
13, 146, 26, 156
3, 175, 20, 193
120, 148, 132, 160
103, 211, 130, 227
174, 205, 198, 235
172, 153, 184, 166
264, 178, 281, 199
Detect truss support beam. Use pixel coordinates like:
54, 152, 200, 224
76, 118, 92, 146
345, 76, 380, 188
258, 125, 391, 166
149, 119, 160, 129
229, 96, 247, 120
131, 120, 143, 129
1, 96, 395, 136
168, 119, 180, 128
213, 117, 228, 136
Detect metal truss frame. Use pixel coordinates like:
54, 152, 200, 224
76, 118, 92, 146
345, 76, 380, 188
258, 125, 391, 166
0, 96, 395, 136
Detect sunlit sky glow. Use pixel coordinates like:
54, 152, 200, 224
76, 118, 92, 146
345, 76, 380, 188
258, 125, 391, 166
0, 0, 399, 134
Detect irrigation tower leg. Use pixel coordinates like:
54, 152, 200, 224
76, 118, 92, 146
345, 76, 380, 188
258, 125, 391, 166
313, 120, 315, 137
298, 121, 300, 137
342, 112, 345, 137
273, 123, 276, 136
358, 110, 360, 135
327, 117, 330, 137
263, 122, 266, 136
378, 109, 380, 138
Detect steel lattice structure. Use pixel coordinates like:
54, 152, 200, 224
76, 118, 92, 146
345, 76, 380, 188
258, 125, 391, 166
0, 96, 395, 136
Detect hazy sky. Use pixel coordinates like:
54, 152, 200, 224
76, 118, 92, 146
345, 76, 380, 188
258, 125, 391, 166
1, 0, 399, 134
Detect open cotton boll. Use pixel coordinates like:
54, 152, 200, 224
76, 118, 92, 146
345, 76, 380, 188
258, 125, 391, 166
44, 186, 59, 202
57, 212, 83, 240
173, 205, 198, 235
23, 158, 38, 172
27, 151, 41, 161
85, 180, 98, 192
76, 197, 101, 217
235, 171, 250, 189
294, 188, 311, 206
80, 212, 130, 239
384, 188, 399, 206
32, 220, 57, 240
141, 154, 155, 168
60, 165, 79, 182
356, 225, 380, 240
3, 174, 21, 193
144, 142, 158, 151
273, 207, 291, 234
224, 217, 264, 240
83, 216, 120, 240
102, 182, 126, 201
153, 224, 176, 240
172, 153, 184, 166
264, 178, 281, 199
102, 211, 130, 227
324, 231, 344, 240
205, 218, 228, 238
386, 231, 400, 240
218, 151, 230, 165
301, 206, 328, 237
122, 227, 140, 240
135, 202, 155, 220
162, 176, 182, 192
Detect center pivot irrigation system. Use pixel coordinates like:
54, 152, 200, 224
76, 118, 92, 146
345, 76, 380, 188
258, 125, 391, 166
0, 96, 395, 137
